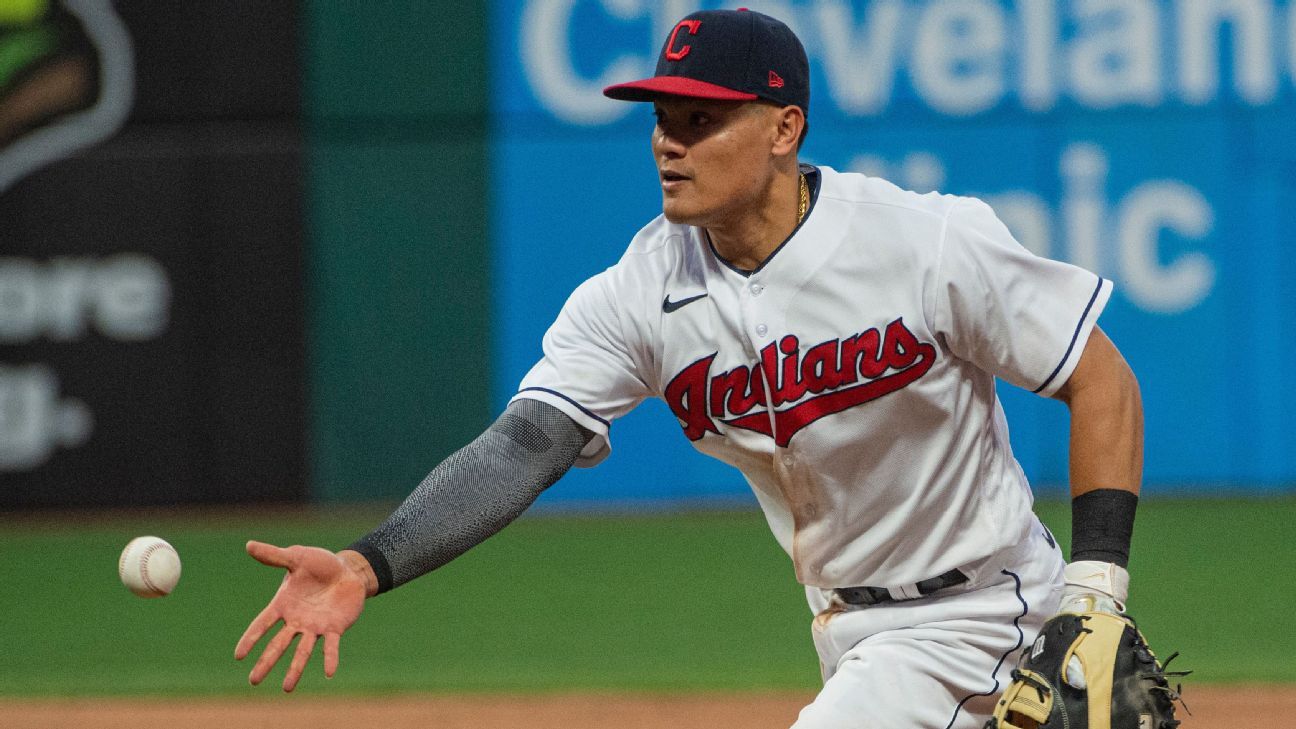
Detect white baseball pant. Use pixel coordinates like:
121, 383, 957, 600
793, 519, 1066, 729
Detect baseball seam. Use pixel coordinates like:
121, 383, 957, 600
138, 541, 164, 594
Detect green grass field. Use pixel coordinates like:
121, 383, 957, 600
1, 496, 1292, 697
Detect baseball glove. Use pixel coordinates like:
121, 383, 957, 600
985, 612, 1189, 729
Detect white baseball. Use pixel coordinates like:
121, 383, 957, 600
118, 536, 181, 598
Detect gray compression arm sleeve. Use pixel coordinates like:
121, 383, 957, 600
346, 398, 593, 594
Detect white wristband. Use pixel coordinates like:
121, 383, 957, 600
1063, 560, 1130, 604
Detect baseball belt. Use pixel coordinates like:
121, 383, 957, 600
834, 568, 969, 606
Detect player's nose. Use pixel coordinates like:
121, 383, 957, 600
653, 124, 687, 160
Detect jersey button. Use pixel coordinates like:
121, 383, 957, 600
750, 283, 764, 296
755, 323, 768, 336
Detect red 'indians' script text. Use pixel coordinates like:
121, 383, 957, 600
664, 318, 937, 447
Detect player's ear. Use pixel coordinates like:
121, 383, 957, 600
771, 104, 804, 157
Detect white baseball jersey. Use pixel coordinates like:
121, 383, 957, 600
513, 165, 1110, 590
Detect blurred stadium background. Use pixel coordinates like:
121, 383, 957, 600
1, 0, 1293, 723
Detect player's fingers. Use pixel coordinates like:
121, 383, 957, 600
248, 624, 297, 686
282, 632, 317, 693
323, 633, 341, 677
235, 603, 281, 660
246, 540, 295, 569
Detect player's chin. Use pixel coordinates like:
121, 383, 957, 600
661, 197, 705, 226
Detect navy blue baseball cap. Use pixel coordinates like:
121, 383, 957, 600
603, 8, 810, 115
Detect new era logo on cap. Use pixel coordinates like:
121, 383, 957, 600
603, 9, 810, 114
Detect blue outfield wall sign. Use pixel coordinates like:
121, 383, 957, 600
491, 0, 1296, 501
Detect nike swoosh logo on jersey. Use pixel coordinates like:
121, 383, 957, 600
662, 293, 707, 313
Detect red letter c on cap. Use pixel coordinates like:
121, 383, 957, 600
665, 20, 702, 61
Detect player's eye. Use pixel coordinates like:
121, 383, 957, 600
690, 112, 710, 126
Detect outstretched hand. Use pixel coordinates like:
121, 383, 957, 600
234, 541, 371, 692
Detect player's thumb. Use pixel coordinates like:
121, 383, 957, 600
246, 540, 295, 569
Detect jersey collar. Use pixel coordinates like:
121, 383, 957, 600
705, 163, 822, 278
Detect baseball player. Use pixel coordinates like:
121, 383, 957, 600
236, 10, 1144, 728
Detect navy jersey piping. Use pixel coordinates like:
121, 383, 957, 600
942, 569, 1029, 729
515, 387, 611, 428
1032, 276, 1105, 394
706, 163, 822, 278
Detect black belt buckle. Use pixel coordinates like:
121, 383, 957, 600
834, 568, 968, 606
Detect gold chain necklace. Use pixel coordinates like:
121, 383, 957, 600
797, 172, 809, 223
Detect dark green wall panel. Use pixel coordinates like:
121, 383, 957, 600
306, 1, 486, 118
306, 2, 490, 500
